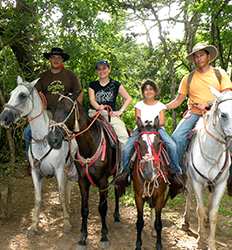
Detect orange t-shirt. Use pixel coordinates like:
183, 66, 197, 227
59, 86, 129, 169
178, 67, 232, 114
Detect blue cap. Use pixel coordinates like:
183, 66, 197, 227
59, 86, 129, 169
95, 60, 110, 69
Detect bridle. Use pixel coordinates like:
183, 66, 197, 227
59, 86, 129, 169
203, 97, 232, 145
134, 130, 168, 197
49, 94, 79, 139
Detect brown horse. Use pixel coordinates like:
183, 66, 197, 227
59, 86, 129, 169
132, 118, 169, 250
47, 94, 121, 247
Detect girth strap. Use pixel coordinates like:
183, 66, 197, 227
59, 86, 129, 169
29, 143, 53, 177
75, 127, 107, 186
190, 149, 229, 192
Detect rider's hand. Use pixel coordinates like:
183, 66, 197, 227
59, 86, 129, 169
194, 103, 209, 111
97, 104, 106, 110
111, 110, 123, 117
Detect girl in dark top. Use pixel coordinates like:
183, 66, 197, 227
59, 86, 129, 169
88, 60, 132, 146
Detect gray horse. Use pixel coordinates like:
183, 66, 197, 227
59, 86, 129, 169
0, 76, 76, 233
183, 88, 232, 250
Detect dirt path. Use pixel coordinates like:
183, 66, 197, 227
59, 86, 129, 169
0, 176, 231, 250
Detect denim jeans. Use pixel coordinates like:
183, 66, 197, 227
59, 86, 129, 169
172, 112, 200, 166
122, 127, 182, 174
158, 127, 182, 174
23, 125, 31, 159
122, 128, 140, 171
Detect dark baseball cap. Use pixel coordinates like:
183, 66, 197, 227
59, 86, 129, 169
95, 60, 110, 69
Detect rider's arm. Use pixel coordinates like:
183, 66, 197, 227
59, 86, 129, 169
117, 85, 132, 115
88, 87, 105, 110
166, 93, 186, 110
159, 110, 165, 127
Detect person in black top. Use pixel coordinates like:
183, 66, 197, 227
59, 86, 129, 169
88, 60, 132, 146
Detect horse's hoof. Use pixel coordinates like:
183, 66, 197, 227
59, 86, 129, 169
78, 240, 87, 246
181, 222, 190, 231
63, 221, 72, 233
114, 216, 120, 224
27, 226, 39, 237
100, 236, 109, 242
76, 244, 87, 250
100, 241, 109, 249
156, 244, 162, 250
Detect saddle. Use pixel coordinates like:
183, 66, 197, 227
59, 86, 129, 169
88, 109, 121, 175
88, 109, 118, 148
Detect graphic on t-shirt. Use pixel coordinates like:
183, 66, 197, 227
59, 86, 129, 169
96, 89, 114, 103
47, 80, 65, 94
95, 84, 117, 104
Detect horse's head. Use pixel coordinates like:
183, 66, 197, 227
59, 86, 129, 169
210, 87, 232, 151
0, 76, 39, 128
136, 117, 161, 182
47, 93, 78, 149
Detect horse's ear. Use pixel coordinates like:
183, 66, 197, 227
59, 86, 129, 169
30, 78, 40, 87
17, 76, 24, 85
209, 86, 221, 99
136, 117, 144, 131
153, 116, 160, 129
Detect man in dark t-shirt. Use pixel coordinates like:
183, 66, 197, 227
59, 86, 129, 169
23, 47, 82, 157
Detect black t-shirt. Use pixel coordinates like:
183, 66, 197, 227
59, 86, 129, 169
89, 79, 121, 111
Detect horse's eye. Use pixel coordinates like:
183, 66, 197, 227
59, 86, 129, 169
221, 112, 228, 119
19, 92, 27, 100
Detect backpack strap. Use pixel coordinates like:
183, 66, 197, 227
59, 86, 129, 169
186, 67, 222, 96
213, 67, 222, 85
186, 70, 195, 97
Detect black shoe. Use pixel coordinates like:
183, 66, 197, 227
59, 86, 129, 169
227, 175, 232, 196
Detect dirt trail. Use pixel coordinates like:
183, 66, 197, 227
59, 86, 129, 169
0, 176, 231, 250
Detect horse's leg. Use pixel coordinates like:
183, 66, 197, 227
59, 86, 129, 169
28, 169, 43, 234
99, 178, 109, 243
78, 179, 90, 246
56, 169, 71, 233
135, 193, 144, 250
66, 180, 73, 209
183, 182, 192, 231
113, 186, 120, 223
208, 181, 227, 250
192, 180, 207, 248
154, 207, 163, 250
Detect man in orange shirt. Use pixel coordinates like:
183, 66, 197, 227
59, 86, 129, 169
166, 43, 232, 196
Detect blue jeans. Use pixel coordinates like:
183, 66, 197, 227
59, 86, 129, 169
172, 112, 200, 166
159, 127, 182, 174
122, 128, 140, 171
23, 125, 31, 159
122, 128, 182, 174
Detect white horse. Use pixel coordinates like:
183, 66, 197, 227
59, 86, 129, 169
183, 88, 232, 250
0, 76, 76, 233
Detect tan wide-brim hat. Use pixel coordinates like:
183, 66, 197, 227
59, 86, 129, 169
186, 43, 218, 63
